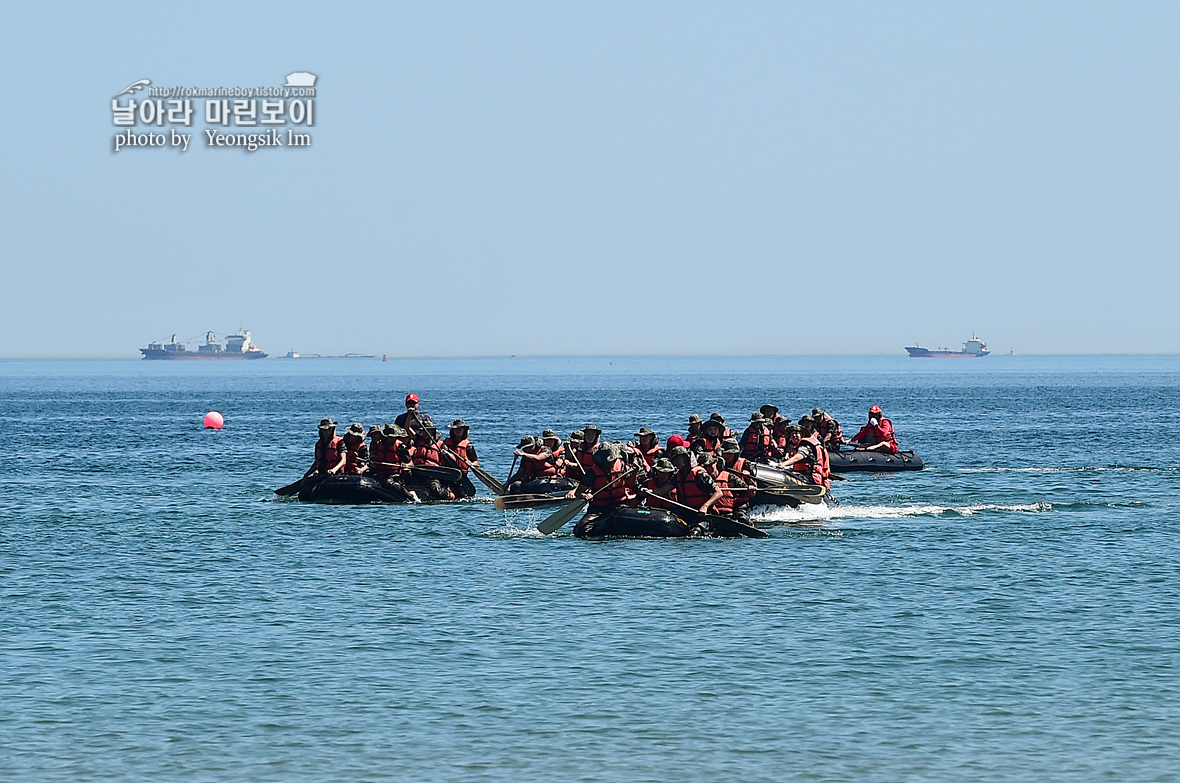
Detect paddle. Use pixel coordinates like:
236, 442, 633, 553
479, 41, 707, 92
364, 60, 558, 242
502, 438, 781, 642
502, 454, 519, 495
639, 489, 768, 539
537, 467, 635, 535
563, 442, 587, 477
275, 477, 304, 496
493, 493, 568, 511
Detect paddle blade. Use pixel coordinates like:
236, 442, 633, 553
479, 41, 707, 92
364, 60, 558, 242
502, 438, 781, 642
705, 514, 769, 539
471, 465, 505, 495
275, 478, 304, 497
537, 498, 587, 534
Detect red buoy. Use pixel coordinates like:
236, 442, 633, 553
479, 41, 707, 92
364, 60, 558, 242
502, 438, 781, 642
204, 411, 224, 429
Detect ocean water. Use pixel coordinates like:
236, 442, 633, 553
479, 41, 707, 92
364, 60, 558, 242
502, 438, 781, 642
2, 355, 1178, 782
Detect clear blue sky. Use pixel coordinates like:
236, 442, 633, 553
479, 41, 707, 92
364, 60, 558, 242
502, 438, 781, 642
1, 1, 1176, 357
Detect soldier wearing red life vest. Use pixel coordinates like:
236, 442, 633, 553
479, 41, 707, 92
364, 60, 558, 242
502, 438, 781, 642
700, 453, 740, 519
692, 418, 724, 457
780, 419, 829, 488
575, 424, 602, 476
759, 404, 785, 430
850, 405, 900, 454
633, 427, 663, 468
304, 418, 346, 479
707, 413, 733, 440
670, 446, 722, 514
567, 443, 633, 512
739, 413, 772, 460
768, 416, 794, 460
368, 424, 420, 502
642, 458, 680, 511
509, 435, 557, 485
685, 415, 704, 446
341, 423, 369, 475
441, 419, 479, 474
562, 430, 587, 479
409, 428, 443, 467
540, 430, 566, 476
721, 441, 756, 520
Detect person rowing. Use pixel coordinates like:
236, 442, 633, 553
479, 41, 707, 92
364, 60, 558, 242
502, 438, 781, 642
632, 427, 663, 468
395, 392, 435, 437
341, 423, 369, 475
565, 443, 634, 515
303, 418, 346, 479
441, 419, 480, 474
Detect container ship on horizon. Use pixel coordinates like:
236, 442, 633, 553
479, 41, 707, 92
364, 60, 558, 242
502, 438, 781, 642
140, 330, 267, 360
905, 333, 989, 358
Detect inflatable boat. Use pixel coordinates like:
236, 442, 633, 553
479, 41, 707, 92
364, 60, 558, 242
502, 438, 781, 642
297, 474, 411, 504
573, 507, 693, 539
827, 449, 924, 472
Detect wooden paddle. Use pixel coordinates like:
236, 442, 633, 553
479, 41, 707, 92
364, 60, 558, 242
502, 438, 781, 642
493, 493, 568, 511
537, 467, 635, 535
639, 490, 768, 539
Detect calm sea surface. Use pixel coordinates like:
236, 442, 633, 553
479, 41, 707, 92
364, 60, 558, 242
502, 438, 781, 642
2, 355, 1178, 782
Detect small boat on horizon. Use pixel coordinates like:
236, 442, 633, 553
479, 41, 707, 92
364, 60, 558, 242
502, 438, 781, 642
905, 333, 989, 358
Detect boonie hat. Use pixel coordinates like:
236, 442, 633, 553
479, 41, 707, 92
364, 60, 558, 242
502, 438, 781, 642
449, 419, 467, 430
318, 418, 338, 429
653, 458, 676, 473
759, 404, 779, 415
583, 423, 602, 434
687, 414, 703, 425
635, 426, 656, 438
541, 429, 559, 439
346, 422, 366, 438
668, 445, 690, 458
709, 412, 725, 423
721, 441, 741, 454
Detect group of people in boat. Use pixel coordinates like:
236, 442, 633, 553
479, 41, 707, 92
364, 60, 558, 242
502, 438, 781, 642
503, 403, 902, 528
301, 392, 902, 518
303, 393, 481, 502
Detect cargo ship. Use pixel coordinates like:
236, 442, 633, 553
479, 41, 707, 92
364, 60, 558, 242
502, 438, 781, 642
905, 333, 989, 358
140, 330, 267, 360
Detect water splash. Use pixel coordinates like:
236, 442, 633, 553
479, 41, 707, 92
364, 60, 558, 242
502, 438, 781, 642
753, 501, 1052, 526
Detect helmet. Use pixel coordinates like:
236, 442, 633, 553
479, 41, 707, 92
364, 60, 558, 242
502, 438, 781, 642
869, 404, 882, 415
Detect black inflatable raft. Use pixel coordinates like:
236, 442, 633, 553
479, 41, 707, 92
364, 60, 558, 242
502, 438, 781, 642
574, 507, 692, 539
828, 449, 924, 472
298, 474, 411, 504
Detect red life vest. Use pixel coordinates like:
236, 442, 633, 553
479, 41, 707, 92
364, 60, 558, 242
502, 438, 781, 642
712, 470, 734, 514
678, 466, 713, 510
587, 458, 627, 509
638, 444, 661, 468
314, 436, 343, 474
645, 473, 679, 511
343, 440, 366, 474
740, 424, 770, 459
791, 435, 826, 486
369, 438, 404, 478
411, 441, 441, 466
576, 443, 597, 475
443, 436, 472, 473
727, 457, 752, 507
694, 435, 720, 456
521, 452, 557, 479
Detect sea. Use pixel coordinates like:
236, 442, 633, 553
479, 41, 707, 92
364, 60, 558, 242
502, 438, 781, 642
2, 354, 1178, 782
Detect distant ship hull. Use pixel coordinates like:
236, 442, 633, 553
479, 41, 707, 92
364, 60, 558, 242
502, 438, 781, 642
905, 347, 988, 358
139, 348, 267, 360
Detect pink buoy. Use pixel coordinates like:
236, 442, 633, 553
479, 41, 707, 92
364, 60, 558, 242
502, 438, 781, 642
204, 411, 224, 429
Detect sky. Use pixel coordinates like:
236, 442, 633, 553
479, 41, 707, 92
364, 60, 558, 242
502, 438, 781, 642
0, 1, 1176, 358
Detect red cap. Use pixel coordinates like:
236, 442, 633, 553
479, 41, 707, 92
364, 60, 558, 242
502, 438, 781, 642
405, 393, 419, 404
667, 434, 687, 449
869, 404, 882, 414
